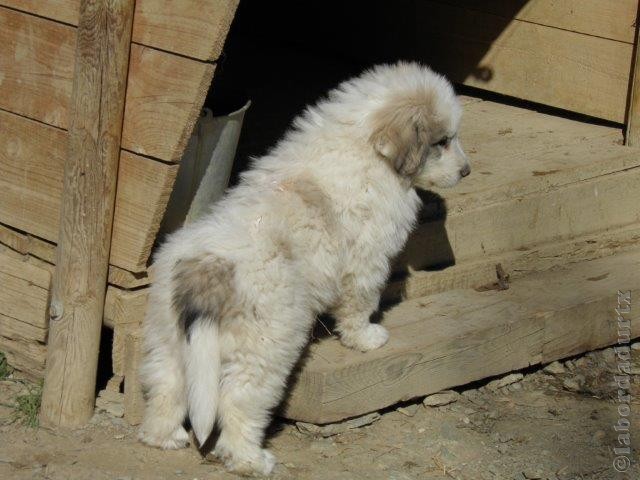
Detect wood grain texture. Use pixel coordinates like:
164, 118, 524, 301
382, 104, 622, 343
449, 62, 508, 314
0, 6, 215, 161
0, 109, 178, 271
626, 16, 640, 146
41, 0, 135, 428
402, 167, 640, 272
285, 250, 640, 423
124, 329, 144, 425
0, 222, 151, 288
0, 313, 47, 343
0, 334, 47, 380
396, 224, 640, 301
103, 287, 149, 329
122, 46, 215, 161
436, 0, 638, 43
416, 2, 634, 122
0, 0, 239, 60
0, 251, 50, 329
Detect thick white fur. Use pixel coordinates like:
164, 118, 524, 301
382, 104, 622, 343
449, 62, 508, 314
139, 62, 469, 475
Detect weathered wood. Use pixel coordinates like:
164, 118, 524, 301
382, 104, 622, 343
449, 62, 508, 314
124, 329, 145, 425
0, 314, 47, 343
0, 0, 239, 60
395, 223, 640, 300
625, 11, 640, 146
103, 287, 149, 329
284, 250, 640, 423
0, 335, 47, 380
121, 46, 215, 161
0, 222, 151, 288
414, 2, 634, 122
0, 110, 178, 271
0, 6, 215, 162
0, 251, 51, 329
402, 167, 640, 272
40, 0, 135, 429
437, 0, 638, 43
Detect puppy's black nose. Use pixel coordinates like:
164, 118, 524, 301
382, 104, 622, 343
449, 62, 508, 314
460, 164, 471, 177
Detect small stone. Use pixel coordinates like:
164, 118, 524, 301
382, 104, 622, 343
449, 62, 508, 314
498, 432, 515, 443
544, 361, 566, 375
417, 428, 426, 433
631, 342, 640, 351
564, 360, 575, 371
174, 470, 183, 475
462, 417, 470, 424
592, 430, 606, 444
113, 434, 125, 440
509, 383, 522, 392
574, 357, 589, 368
562, 378, 582, 392
397, 404, 420, 417
523, 468, 544, 479
487, 373, 524, 391
423, 391, 460, 407
464, 408, 476, 415
284, 463, 296, 469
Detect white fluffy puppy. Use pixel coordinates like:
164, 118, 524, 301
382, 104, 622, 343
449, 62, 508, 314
139, 62, 470, 475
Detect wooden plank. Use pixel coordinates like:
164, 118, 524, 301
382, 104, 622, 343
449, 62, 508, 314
124, 329, 145, 425
396, 223, 640, 301
0, 222, 152, 288
122, 46, 215, 161
0, 6, 215, 161
626, 15, 640, 146
402, 167, 640, 271
415, 2, 634, 122
0, 109, 178, 271
0, 313, 47, 343
41, 0, 135, 429
0, 251, 50, 329
0, 0, 239, 60
284, 250, 640, 423
103, 287, 149, 329
0, 335, 47, 380
436, 0, 638, 44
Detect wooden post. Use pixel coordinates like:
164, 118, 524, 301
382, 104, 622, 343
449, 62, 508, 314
40, 0, 135, 428
625, 5, 640, 145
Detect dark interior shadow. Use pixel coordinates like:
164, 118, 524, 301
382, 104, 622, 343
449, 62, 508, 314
204, 0, 532, 184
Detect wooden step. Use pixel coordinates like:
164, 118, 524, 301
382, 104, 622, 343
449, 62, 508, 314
396, 98, 640, 293
284, 249, 640, 423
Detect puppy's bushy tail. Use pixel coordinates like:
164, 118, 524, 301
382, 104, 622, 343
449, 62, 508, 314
172, 255, 235, 446
184, 319, 220, 446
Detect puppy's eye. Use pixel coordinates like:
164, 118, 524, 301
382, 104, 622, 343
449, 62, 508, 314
433, 137, 450, 148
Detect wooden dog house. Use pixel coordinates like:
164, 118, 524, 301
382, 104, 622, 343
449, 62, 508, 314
0, 1, 639, 427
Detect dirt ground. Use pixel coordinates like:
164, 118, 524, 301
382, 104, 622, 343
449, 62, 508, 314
1, 345, 638, 480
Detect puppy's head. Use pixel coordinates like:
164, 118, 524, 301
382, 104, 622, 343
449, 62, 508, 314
367, 63, 470, 189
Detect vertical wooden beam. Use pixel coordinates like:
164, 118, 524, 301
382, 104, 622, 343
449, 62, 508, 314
40, 0, 135, 428
625, 4, 640, 145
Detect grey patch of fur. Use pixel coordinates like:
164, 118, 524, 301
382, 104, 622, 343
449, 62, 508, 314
171, 256, 235, 338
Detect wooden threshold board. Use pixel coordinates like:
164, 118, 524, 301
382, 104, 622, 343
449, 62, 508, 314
284, 249, 640, 423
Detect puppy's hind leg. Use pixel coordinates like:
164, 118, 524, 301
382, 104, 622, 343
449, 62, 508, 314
214, 309, 310, 476
138, 296, 189, 450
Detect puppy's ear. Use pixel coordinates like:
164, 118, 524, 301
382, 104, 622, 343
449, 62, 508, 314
370, 108, 425, 177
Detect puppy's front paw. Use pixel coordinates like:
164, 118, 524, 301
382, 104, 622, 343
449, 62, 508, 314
340, 323, 389, 352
